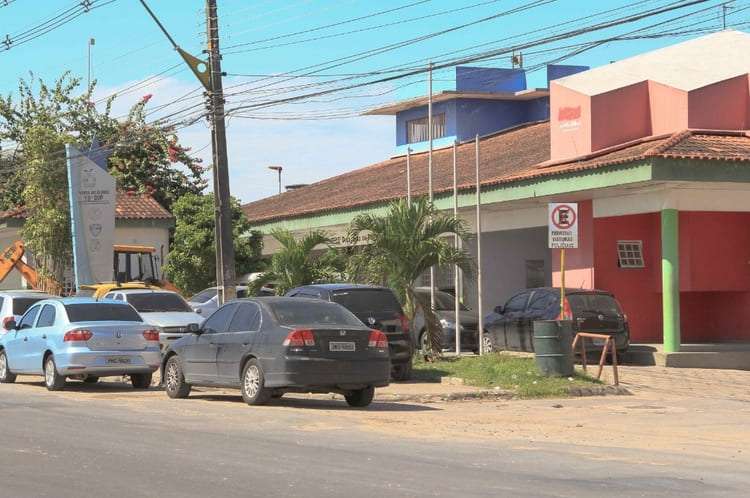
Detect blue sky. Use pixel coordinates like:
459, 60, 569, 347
0, 0, 746, 203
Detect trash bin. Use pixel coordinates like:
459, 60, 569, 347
533, 320, 574, 377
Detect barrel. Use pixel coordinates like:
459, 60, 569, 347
532, 320, 574, 377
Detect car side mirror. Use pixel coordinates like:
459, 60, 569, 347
188, 323, 201, 334
195, 308, 202, 315
3, 319, 17, 331
494, 305, 504, 314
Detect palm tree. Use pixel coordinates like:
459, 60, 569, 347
250, 228, 337, 295
348, 198, 472, 359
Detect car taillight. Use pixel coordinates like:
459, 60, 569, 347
63, 329, 92, 342
398, 314, 410, 334
557, 297, 573, 321
368, 330, 388, 349
143, 329, 160, 342
283, 329, 315, 347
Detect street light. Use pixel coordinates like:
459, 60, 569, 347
88, 37, 95, 91
268, 165, 283, 195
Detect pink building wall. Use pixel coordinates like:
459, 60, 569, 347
591, 82, 651, 153
687, 74, 750, 130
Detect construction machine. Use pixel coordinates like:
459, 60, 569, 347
0, 241, 178, 298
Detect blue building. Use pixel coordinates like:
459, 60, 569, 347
365, 64, 589, 156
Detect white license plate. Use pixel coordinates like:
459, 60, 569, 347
106, 356, 132, 365
329, 341, 355, 352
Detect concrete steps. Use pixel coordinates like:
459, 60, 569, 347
623, 344, 750, 371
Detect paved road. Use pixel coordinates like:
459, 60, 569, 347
0, 380, 747, 498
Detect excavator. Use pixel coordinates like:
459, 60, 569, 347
0, 240, 178, 298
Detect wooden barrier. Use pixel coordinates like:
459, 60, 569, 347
572, 332, 619, 386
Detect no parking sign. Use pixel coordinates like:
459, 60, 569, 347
548, 203, 578, 249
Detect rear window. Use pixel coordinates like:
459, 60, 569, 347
567, 294, 622, 316
331, 289, 402, 314
271, 300, 364, 328
126, 293, 192, 313
64, 303, 143, 323
13, 297, 46, 315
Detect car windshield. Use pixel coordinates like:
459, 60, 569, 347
64, 303, 143, 322
271, 300, 364, 327
190, 288, 217, 303
12, 297, 46, 315
567, 294, 622, 316
126, 293, 192, 313
416, 290, 467, 311
331, 289, 402, 314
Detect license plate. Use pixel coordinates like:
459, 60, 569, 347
329, 341, 355, 352
106, 356, 132, 365
592, 338, 607, 346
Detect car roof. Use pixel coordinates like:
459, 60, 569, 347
295, 283, 390, 291
58, 297, 130, 305
111, 289, 178, 295
520, 287, 614, 295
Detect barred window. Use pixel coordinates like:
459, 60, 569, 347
407, 113, 446, 143
617, 240, 644, 268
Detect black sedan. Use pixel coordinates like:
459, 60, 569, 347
161, 297, 391, 407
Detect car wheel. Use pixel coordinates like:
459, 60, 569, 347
345, 386, 375, 408
419, 331, 430, 354
44, 356, 65, 391
241, 359, 271, 406
83, 376, 99, 384
391, 359, 413, 381
131, 373, 153, 389
164, 356, 191, 399
0, 350, 16, 384
482, 335, 495, 354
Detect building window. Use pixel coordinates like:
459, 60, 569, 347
407, 113, 446, 143
617, 240, 645, 268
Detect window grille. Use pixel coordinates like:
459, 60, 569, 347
617, 240, 644, 268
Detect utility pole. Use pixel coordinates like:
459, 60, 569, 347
87, 37, 95, 90
268, 165, 283, 194
206, 0, 236, 304
428, 61, 436, 311
138, 0, 236, 305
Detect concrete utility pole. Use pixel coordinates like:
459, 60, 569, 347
268, 165, 283, 195
428, 61, 436, 311
206, 0, 236, 304
453, 140, 461, 356
87, 37, 95, 90
475, 135, 484, 355
406, 148, 412, 206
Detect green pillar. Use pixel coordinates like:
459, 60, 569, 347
661, 209, 681, 353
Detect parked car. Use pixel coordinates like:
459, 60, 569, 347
101, 289, 202, 350
187, 285, 275, 315
161, 297, 390, 407
0, 290, 56, 331
412, 287, 479, 354
0, 298, 161, 390
483, 288, 630, 354
285, 284, 413, 380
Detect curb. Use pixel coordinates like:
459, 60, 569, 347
375, 384, 631, 403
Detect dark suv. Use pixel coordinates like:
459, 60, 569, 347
483, 288, 629, 354
285, 284, 414, 380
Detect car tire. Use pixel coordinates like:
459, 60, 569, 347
0, 350, 16, 384
345, 386, 375, 408
44, 355, 65, 391
131, 373, 152, 389
83, 376, 99, 384
241, 359, 271, 406
164, 356, 191, 399
482, 335, 495, 354
391, 359, 412, 381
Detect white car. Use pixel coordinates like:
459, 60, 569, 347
187, 285, 262, 316
102, 289, 202, 349
0, 290, 56, 332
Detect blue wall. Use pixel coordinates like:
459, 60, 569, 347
395, 100, 457, 147
455, 66, 527, 93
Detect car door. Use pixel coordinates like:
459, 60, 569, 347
10, 305, 42, 372
182, 303, 237, 384
502, 292, 533, 351
522, 291, 559, 352
25, 304, 57, 374
215, 302, 262, 385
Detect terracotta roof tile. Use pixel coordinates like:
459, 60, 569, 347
242, 126, 750, 224
0, 191, 172, 221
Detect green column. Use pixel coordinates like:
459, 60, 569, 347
661, 209, 681, 353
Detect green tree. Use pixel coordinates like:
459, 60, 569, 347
165, 193, 264, 296
348, 198, 472, 359
250, 229, 339, 295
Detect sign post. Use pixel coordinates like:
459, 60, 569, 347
548, 203, 579, 318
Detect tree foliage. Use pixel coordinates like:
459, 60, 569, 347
250, 229, 341, 296
165, 193, 264, 296
348, 198, 473, 359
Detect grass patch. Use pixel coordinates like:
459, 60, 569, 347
413, 353, 600, 398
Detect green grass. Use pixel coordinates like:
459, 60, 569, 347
413, 353, 600, 398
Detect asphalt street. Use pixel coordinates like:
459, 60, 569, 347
0, 380, 747, 498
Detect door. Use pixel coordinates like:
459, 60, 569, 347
25, 304, 57, 374
502, 292, 533, 351
522, 291, 558, 352
215, 302, 262, 385
12, 305, 42, 372
182, 303, 237, 383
